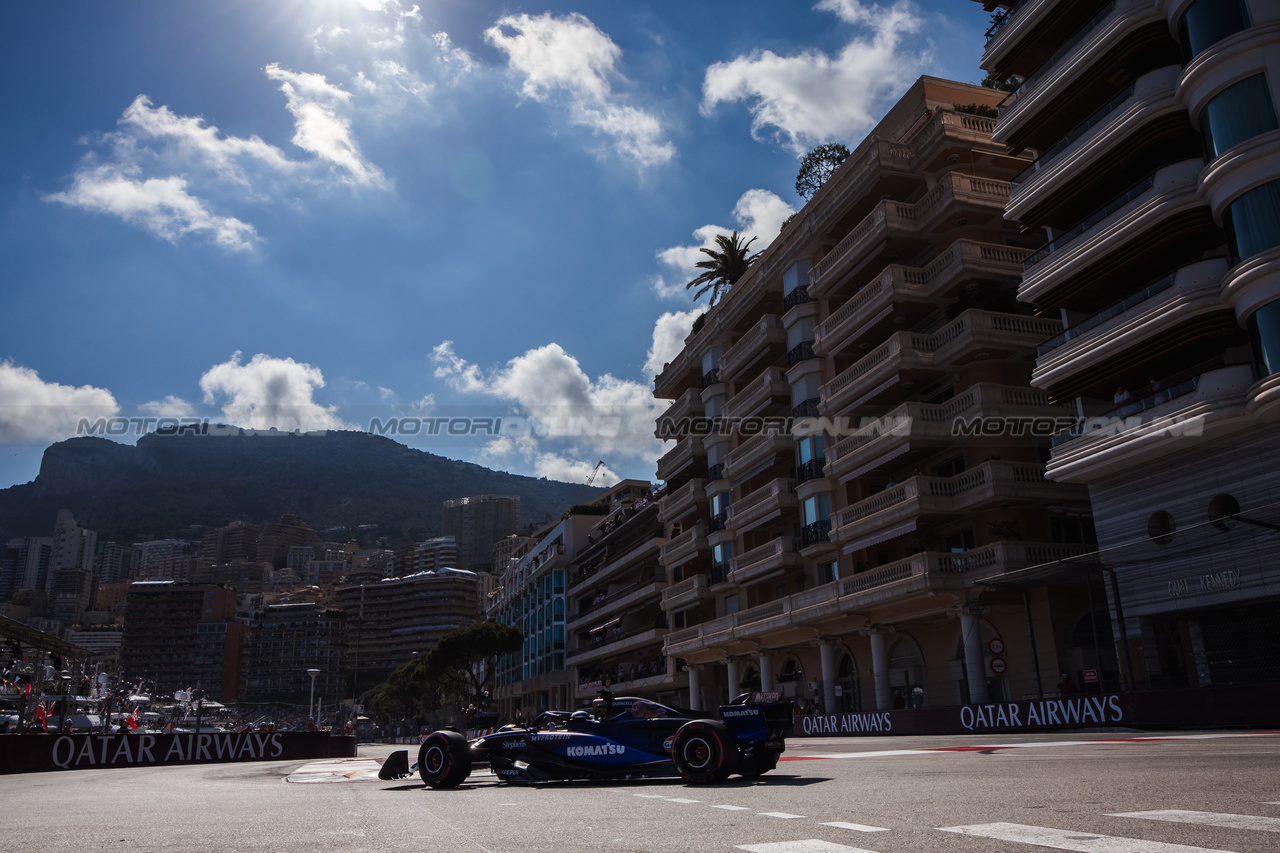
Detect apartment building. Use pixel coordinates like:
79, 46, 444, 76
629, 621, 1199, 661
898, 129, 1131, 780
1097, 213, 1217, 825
979, 0, 1280, 688
241, 602, 347, 702
334, 567, 479, 693
654, 77, 1099, 714
489, 482, 665, 717
443, 495, 521, 574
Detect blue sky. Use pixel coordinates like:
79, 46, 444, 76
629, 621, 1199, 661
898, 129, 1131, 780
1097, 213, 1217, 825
0, 0, 993, 489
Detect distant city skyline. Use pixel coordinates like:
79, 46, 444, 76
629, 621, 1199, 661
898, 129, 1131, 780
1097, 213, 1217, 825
1, 1, 995, 490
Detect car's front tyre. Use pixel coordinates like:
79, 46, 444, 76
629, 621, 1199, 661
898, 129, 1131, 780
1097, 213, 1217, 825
418, 731, 471, 788
671, 720, 739, 784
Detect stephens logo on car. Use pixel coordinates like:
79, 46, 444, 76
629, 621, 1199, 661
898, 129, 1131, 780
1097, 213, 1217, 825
499, 739, 527, 750
565, 744, 626, 757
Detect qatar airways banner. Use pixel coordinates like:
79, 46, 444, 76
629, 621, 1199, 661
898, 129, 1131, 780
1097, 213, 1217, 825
0, 731, 356, 774
796, 685, 1280, 737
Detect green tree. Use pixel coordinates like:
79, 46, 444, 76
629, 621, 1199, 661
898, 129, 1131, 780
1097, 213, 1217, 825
421, 621, 524, 708
685, 231, 761, 305
980, 70, 1021, 92
794, 142, 851, 200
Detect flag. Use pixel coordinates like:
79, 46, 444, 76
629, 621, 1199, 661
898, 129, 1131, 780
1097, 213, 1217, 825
34, 702, 48, 731
128, 707, 139, 732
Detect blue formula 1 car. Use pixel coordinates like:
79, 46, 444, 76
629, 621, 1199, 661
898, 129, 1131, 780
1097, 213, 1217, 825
381, 691, 792, 787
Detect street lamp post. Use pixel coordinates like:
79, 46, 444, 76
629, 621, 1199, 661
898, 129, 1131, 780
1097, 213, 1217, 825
306, 669, 321, 723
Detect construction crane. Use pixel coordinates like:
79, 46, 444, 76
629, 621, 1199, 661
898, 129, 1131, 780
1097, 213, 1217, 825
578, 460, 606, 504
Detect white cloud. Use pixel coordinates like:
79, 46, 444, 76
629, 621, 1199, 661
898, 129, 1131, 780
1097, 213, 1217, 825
198, 352, 350, 432
484, 12, 675, 168
264, 64, 388, 188
119, 95, 295, 186
702, 0, 926, 154
644, 309, 704, 380
655, 188, 795, 300
431, 341, 664, 483
0, 361, 119, 444
46, 163, 259, 251
535, 454, 621, 487
139, 395, 196, 418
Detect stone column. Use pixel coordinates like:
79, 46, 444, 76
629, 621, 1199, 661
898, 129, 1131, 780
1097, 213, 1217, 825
726, 659, 741, 701
687, 666, 703, 711
759, 653, 774, 693
869, 630, 891, 711
819, 641, 837, 713
961, 608, 989, 705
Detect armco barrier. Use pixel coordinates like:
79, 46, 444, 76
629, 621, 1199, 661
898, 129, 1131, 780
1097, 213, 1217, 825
0, 731, 356, 774
795, 684, 1280, 737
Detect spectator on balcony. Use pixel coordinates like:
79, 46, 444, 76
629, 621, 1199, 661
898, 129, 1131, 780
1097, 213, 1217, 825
1113, 386, 1133, 405
1148, 376, 1162, 394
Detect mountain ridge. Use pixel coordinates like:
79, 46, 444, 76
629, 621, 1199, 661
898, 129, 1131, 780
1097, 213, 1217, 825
0, 429, 588, 544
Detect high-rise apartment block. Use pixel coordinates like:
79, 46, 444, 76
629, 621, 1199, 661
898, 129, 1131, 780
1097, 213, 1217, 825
978, 0, 1280, 688
653, 77, 1098, 712
443, 495, 520, 574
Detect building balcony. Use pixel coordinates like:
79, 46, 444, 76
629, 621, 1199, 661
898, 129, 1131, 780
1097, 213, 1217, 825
1019, 159, 1211, 309
570, 537, 665, 594
1047, 364, 1258, 483
729, 536, 802, 587
821, 310, 1062, 414
653, 327, 708, 401
659, 527, 710, 571
664, 540, 1095, 660
815, 240, 1030, 355
656, 435, 706, 482
812, 173, 1012, 297
655, 388, 702, 438
723, 430, 792, 483
832, 460, 1089, 553
568, 580, 668, 632
576, 668, 684, 701
726, 478, 798, 534
658, 478, 707, 526
723, 367, 791, 420
825, 383, 1070, 482
717, 265, 778, 336
910, 108, 1015, 173
807, 138, 917, 230
661, 573, 713, 612
1007, 65, 1182, 225
1033, 259, 1230, 398
981, 0, 1058, 74
994, 1, 1169, 153
567, 626, 670, 667
720, 314, 786, 382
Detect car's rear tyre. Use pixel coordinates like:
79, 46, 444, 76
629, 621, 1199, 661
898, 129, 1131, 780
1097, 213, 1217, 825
671, 720, 739, 784
418, 731, 471, 788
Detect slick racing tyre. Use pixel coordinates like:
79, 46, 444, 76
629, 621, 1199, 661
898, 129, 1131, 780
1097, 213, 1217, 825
418, 730, 471, 788
671, 720, 739, 784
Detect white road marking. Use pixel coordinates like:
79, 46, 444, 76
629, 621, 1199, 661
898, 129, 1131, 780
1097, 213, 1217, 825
938, 821, 1238, 852
821, 822, 890, 833
1110, 810, 1280, 832
759, 812, 806, 819
633, 793, 667, 798
666, 798, 702, 803
714, 805, 752, 811
736, 841, 880, 853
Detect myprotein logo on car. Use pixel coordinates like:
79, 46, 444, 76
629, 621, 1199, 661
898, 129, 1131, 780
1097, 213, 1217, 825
531, 733, 572, 742
566, 744, 626, 757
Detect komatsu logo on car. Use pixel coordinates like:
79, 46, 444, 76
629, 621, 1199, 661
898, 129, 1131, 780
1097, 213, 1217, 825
721, 709, 758, 718
566, 744, 626, 757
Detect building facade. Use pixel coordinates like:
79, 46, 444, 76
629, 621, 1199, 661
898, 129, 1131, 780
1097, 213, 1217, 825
118, 581, 245, 702
979, 0, 1280, 689
443, 494, 521, 574
241, 602, 347, 702
334, 568, 479, 693
653, 77, 1101, 714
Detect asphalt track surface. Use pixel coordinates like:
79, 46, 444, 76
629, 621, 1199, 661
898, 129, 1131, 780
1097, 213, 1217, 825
2, 731, 1278, 853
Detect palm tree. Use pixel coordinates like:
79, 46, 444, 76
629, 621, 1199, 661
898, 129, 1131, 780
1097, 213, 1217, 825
685, 231, 762, 305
